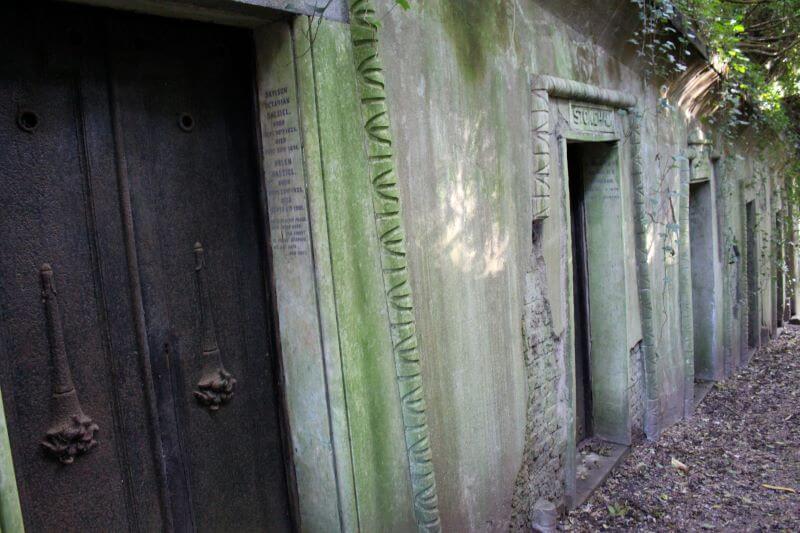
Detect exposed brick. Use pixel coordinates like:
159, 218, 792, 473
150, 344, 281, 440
511, 230, 567, 530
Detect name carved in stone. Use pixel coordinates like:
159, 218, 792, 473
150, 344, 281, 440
570, 103, 615, 133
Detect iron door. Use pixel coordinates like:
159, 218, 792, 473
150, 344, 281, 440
107, 11, 293, 533
0, 2, 292, 531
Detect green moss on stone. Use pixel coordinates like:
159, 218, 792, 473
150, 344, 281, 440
435, 0, 511, 83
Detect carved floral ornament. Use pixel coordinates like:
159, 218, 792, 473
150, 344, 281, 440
530, 75, 638, 221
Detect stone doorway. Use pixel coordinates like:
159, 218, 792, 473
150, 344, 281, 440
746, 200, 759, 350
568, 143, 593, 444
775, 213, 787, 328
689, 181, 715, 379
566, 140, 630, 506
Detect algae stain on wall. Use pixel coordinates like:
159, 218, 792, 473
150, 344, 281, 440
433, 0, 513, 83
375, 0, 533, 528
416, 7, 525, 278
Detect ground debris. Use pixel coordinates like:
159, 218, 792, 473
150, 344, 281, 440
560, 327, 800, 531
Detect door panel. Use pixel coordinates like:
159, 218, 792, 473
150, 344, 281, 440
0, 3, 164, 531
109, 14, 291, 532
0, 2, 291, 531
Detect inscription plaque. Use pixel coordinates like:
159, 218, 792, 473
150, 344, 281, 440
263, 85, 309, 257
570, 103, 615, 133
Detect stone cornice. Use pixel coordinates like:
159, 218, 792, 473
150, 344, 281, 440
532, 75, 637, 109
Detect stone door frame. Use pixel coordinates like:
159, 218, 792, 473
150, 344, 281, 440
683, 131, 725, 387
530, 75, 653, 505
2, 2, 443, 530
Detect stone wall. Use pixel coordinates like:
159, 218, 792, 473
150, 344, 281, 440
0, 1, 792, 531
368, 0, 792, 528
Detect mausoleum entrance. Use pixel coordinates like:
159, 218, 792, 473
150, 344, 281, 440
689, 180, 716, 379
0, 2, 295, 529
746, 200, 759, 351
531, 75, 639, 507
565, 139, 631, 504
567, 143, 593, 444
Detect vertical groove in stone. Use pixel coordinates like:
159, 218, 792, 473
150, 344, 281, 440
630, 111, 661, 438
347, 1, 441, 530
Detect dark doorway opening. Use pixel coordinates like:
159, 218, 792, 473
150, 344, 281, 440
689, 181, 715, 379
568, 144, 593, 443
775, 214, 786, 328
746, 201, 759, 349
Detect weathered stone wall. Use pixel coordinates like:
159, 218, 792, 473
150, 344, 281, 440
371, 0, 793, 529
0, 2, 792, 531
374, 2, 532, 529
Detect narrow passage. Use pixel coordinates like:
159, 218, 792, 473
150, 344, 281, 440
562, 327, 800, 531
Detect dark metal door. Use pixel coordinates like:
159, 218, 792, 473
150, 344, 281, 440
0, 2, 292, 531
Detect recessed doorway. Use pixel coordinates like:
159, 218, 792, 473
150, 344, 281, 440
775, 214, 787, 328
746, 200, 759, 350
689, 180, 715, 379
568, 144, 593, 444
566, 140, 631, 507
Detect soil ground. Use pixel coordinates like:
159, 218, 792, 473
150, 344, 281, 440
561, 326, 800, 531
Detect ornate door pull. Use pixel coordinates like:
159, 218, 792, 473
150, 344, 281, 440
192, 242, 236, 411
39, 264, 99, 464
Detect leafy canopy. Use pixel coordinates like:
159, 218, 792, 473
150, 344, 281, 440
679, 0, 800, 125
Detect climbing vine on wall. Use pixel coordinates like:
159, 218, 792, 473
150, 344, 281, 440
627, 0, 800, 351
629, 0, 800, 199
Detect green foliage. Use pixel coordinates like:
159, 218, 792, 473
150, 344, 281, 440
607, 503, 630, 517
679, 0, 799, 128
630, 0, 800, 209
630, 0, 800, 135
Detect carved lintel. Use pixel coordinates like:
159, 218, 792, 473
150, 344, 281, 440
192, 242, 236, 411
530, 75, 636, 221
39, 264, 99, 464
687, 129, 712, 147
688, 130, 714, 183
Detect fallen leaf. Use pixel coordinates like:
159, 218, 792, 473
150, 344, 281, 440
761, 484, 797, 494
671, 457, 690, 473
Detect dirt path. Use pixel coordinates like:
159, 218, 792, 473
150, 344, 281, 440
561, 327, 800, 531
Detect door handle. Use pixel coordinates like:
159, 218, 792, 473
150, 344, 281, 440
39, 264, 99, 464
191, 242, 236, 411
